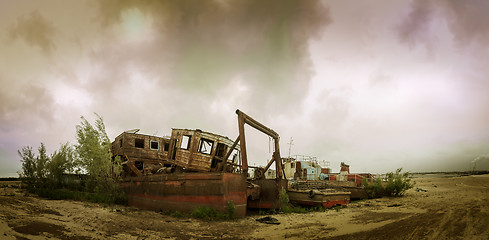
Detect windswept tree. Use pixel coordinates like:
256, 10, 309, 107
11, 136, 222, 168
36, 143, 49, 182
75, 114, 122, 195
48, 142, 76, 187
18, 143, 54, 188
18, 146, 36, 186
17, 114, 124, 204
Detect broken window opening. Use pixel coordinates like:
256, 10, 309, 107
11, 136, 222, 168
216, 143, 227, 158
150, 141, 159, 150
291, 162, 295, 168
164, 142, 169, 152
211, 158, 218, 168
198, 138, 214, 155
181, 135, 191, 150
171, 139, 177, 160
135, 139, 144, 148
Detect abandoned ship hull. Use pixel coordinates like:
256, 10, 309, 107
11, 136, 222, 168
121, 172, 247, 217
287, 189, 351, 208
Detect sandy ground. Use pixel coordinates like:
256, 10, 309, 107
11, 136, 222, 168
1, 174, 488, 240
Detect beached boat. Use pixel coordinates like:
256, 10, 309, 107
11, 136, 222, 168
290, 180, 369, 200
287, 189, 351, 208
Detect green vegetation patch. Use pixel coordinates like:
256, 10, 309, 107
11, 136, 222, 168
190, 200, 236, 220
363, 168, 415, 198
18, 113, 125, 205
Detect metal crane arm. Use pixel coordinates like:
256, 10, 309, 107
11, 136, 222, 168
235, 109, 283, 178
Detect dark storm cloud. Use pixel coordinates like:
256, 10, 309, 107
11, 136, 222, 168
75, 0, 331, 167
9, 10, 56, 54
397, 0, 435, 50
441, 0, 489, 45
91, 0, 331, 108
398, 0, 489, 47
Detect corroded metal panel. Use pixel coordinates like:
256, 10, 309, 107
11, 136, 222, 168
121, 173, 247, 217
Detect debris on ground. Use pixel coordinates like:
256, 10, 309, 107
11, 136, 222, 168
256, 216, 280, 225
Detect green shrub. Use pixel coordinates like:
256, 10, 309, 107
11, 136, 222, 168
384, 168, 415, 196
170, 211, 184, 218
313, 206, 328, 212
279, 187, 295, 214
17, 114, 126, 206
363, 168, 414, 198
191, 206, 218, 220
292, 206, 309, 213
191, 203, 237, 220
363, 178, 384, 198
279, 188, 289, 207
226, 200, 236, 219
31, 187, 126, 205
281, 205, 292, 213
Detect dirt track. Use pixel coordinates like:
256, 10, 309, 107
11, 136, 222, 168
1, 174, 488, 239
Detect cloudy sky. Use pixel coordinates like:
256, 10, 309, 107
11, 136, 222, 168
1, 0, 489, 177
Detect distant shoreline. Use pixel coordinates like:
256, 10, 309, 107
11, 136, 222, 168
2, 170, 488, 181
410, 170, 489, 176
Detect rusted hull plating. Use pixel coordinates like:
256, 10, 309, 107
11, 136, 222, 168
121, 173, 247, 217
247, 179, 288, 209
287, 189, 351, 208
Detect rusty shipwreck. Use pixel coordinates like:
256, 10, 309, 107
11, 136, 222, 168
112, 110, 287, 217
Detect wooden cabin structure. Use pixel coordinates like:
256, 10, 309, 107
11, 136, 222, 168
111, 130, 170, 177
111, 129, 241, 177
168, 128, 241, 173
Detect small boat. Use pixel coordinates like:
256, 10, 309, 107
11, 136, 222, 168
320, 184, 369, 200
290, 180, 370, 200
287, 189, 351, 208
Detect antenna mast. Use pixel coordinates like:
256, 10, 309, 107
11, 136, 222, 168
287, 137, 294, 158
